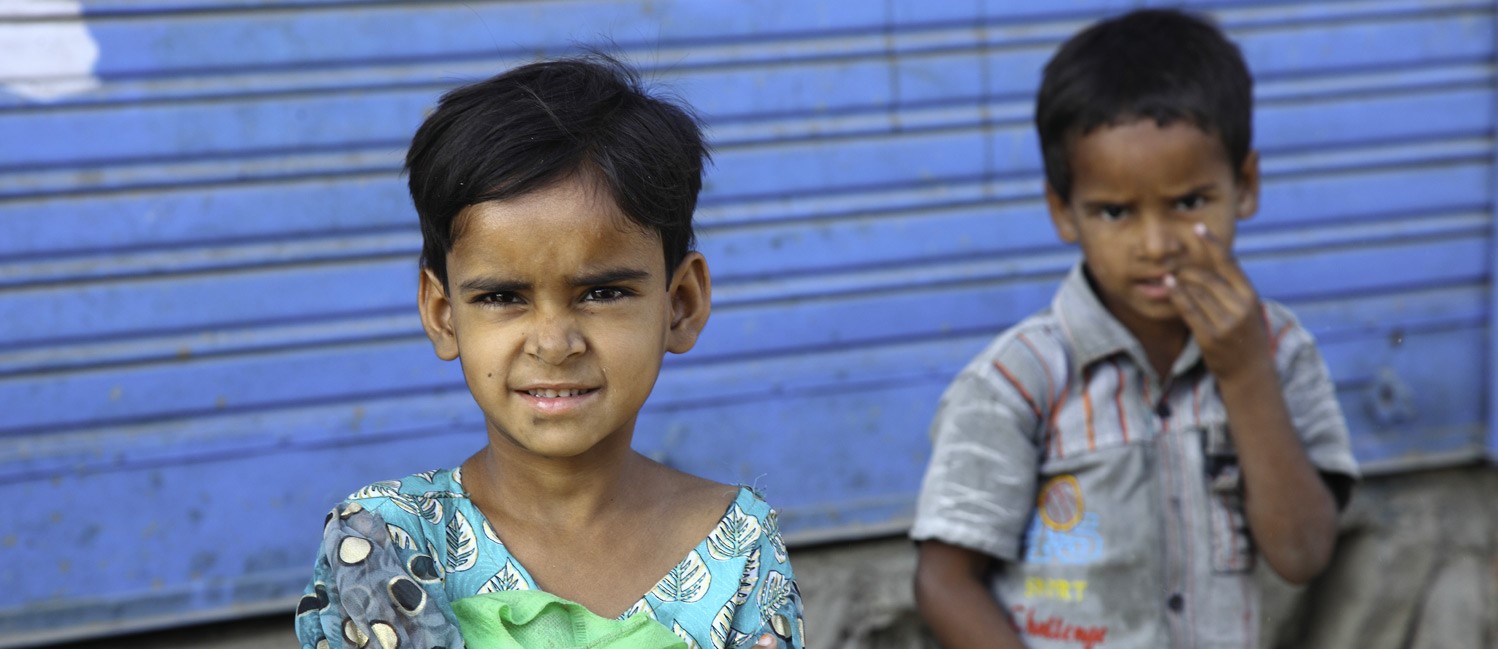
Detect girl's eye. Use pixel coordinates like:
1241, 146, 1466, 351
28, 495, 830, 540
1175, 194, 1206, 211
583, 287, 627, 302
476, 292, 522, 306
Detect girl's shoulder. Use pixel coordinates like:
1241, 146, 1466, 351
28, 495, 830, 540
336, 466, 471, 533
342, 466, 467, 503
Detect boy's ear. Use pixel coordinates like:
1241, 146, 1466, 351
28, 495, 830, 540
417, 268, 460, 361
665, 252, 711, 354
1045, 184, 1080, 244
1235, 150, 1261, 221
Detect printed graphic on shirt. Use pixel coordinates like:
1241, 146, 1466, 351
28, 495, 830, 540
1023, 475, 1104, 565
1011, 605, 1108, 648
1038, 475, 1084, 531
1024, 577, 1089, 602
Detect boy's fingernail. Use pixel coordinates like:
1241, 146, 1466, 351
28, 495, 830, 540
1164, 274, 1176, 288
756, 635, 775, 646
1194, 223, 1208, 236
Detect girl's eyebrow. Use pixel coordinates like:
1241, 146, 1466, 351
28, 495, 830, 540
456, 267, 652, 293
569, 267, 652, 287
458, 277, 529, 294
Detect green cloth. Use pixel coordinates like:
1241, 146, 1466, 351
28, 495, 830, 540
452, 590, 688, 649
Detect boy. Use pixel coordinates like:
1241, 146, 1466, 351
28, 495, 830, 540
295, 55, 803, 648
910, 10, 1359, 648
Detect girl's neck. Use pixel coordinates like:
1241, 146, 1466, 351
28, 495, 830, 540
463, 435, 650, 531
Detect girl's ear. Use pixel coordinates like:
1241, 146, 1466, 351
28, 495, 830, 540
665, 252, 712, 354
1046, 184, 1081, 244
1234, 149, 1261, 221
417, 268, 460, 361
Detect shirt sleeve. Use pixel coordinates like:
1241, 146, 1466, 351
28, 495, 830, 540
910, 343, 1046, 561
294, 501, 465, 649
1275, 319, 1361, 480
727, 507, 804, 649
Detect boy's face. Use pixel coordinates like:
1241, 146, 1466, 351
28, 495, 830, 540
1046, 119, 1259, 336
417, 175, 710, 460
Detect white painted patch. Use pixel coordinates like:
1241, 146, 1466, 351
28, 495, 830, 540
0, 0, 100, 102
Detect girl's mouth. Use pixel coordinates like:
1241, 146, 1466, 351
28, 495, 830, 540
524, 388, 596, 398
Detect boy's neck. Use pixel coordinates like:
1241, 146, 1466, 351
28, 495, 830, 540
1128, 318, 1191, 382
1086, 270, 1192, 381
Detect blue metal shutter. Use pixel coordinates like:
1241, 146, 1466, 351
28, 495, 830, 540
0, 0, 1492, 642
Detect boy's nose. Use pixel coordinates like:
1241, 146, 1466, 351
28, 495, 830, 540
1139, 216, 1182, 261
525, 314, 585, 364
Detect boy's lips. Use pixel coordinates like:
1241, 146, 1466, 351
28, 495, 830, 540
1134, 275, 1172, 301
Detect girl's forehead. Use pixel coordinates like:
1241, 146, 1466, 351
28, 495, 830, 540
448, 181, 664, 280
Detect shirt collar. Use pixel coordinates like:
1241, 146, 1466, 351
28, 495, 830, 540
1053, 262, 1202, 381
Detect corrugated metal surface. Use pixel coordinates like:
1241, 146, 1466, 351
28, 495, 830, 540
1, 0, 1492, 642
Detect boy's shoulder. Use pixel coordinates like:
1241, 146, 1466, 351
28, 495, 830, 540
1260, 298, 1319, 362
944, 305, 1074, 408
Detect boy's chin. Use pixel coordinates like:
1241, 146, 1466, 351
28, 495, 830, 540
1106, 299, 1189, 331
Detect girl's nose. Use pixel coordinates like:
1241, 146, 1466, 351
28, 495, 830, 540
525, 313, 585, 364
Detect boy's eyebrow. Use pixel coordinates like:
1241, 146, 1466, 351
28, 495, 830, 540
1173, 182, 1220, 196
1076, 182, 1222, 209
570, 267, 653, 286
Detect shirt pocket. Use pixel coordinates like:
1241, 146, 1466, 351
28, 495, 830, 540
1199, 421, 1254, 573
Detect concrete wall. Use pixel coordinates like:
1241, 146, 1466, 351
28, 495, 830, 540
789, 465, 1498, 649
49, 465, 1496, 649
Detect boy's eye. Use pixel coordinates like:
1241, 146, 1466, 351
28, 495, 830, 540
1175, 194, 1206, 211
1097, 205, 1128, 221
582, 287, 628, 302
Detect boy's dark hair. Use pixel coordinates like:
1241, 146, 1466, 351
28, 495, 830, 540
406, 53, 708, 287
1036, 9, 1253, 200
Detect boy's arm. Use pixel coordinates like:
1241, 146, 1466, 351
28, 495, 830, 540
1167, 223, 1338, 584
915, 540, 1026, 649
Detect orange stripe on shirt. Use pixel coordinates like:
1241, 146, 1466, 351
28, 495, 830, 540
1081, 365, 1096, 451
1017, 333, 1056, 404
1047, 378, 1070, 459
1113, 360, 1129, 444
993, 360, 1044, 420
1272, 321, 1295, 357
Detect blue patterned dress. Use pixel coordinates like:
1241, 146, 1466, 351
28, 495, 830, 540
295, 468, 805, 649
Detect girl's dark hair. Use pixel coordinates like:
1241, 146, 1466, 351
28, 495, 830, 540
406, 53, 709, 286
1036, 9, 1253, 200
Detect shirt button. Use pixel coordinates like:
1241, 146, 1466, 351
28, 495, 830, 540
1168, 593, 1185, 612
1155, 401, 1172, 419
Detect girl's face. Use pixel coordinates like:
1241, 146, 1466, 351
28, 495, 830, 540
418, 175, 710, 461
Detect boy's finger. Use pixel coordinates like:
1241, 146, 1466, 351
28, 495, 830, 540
1185, 222, 1254, 295
1173, 267, 1237, 324
1165, 274, 1218, 337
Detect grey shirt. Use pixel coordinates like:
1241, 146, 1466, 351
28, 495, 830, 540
911, 263, 1359, 649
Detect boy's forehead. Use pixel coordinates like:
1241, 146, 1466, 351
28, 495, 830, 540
1068, 119, 1234, 190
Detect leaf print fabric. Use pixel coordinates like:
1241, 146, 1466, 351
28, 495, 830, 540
732, 547, 759, 606
477, 561, 528, 594
445, 509, 478, 573
295, 468, 807, 649
651, 550, 711, 603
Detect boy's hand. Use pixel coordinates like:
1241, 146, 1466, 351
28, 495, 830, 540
1164, 222, 1271, 381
